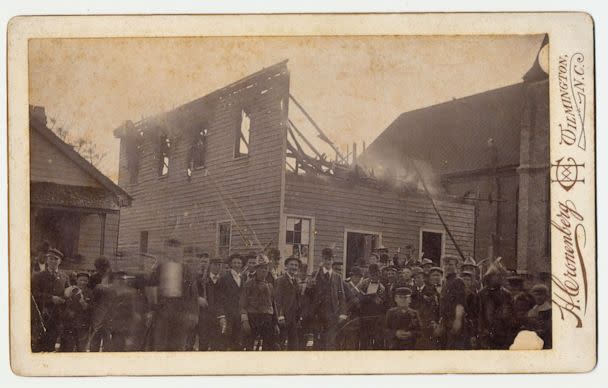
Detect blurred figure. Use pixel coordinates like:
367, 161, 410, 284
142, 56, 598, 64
358, 264, 387, 349
61, 272, 93, 352
150, 239, 199, 351
478, 260, 514, 349
438, 255, 466, 349
460, 270, 480, 349
89, 256, 112, 290
415, 267, 441, 349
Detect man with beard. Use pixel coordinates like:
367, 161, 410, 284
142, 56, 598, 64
197, 257, 226, 351
306, 247, 347, 350
478, 260, 514, 349
150, 238, 199, 351
218, 253, 245, 350
274, 256, 302, 350
31, 248, 69, 352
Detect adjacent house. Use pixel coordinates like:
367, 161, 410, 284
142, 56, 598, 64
361, 35, 550, 273
29, 106, 132, 271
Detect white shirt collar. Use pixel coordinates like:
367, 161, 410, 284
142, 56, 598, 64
322, 267, 332, 275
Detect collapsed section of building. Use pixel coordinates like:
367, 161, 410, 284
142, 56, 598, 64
113, 60, 476, 275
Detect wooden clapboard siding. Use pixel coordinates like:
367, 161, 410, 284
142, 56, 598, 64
284, 174, 475, 271
116, 64, 289, 265
77, 213, 102, 267
30, 129, 101, 187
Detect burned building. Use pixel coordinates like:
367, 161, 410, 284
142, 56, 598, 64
114, 60, 475, 274
29, 106, 132, 270
361, 36, 550, 273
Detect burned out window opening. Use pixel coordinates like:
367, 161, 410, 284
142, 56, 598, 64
286, 216, 311, 262
218, 221, 232, 259
187, 127, 208, 177
158, 134, 171, 176
235, 109, 250, 157
126, 130, 144, 184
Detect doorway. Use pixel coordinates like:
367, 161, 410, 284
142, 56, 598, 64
344, 230, 381, 275
419, 229, 445, 266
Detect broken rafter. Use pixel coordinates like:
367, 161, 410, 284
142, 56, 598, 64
288, 93, 347, 164
288, 119, 324, 160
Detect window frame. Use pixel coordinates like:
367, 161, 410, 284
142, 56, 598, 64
418, 227, 446, 266
234, 108, 251, 158
216, 220, 232, 258
283, 214, 315, 274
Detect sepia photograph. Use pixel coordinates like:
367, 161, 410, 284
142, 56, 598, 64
27, 33, 551, 353
6, 13, 596, 375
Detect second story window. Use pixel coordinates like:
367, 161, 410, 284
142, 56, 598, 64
191, 128, 208, 169
235, 109, 250, 157
159, 134, 171, 176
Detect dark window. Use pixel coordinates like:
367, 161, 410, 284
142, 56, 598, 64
126, 130, 144, 184
140, 231, 149, 254
159, 134, 171, 176
188, 127, 208, 177
235, 109, 250, 157
421, 230, 443, 266
218, 222, 232, 259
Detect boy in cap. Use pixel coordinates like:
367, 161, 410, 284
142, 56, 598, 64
197, 257, 226, 350
31, 248, 69, 352
274, 256, 302, 350
420, 258, 434, 275
240, 255, 278, 350
384, 287, 421, 350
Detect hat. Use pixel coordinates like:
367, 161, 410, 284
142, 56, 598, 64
46, 248, 64, 261
349, 266, 363, 277
321, 247, 334, 259
460, 270, 475, 278
369, 253, 380, 261
284, 256, 302, 266
384, 267, 397, 273
209, 257, 223, 265
530, 284, 549, 295
76, 272, 90, 278
461, 256, 477, 269
254, 253, 270, 268
442, 255, 461, 266
421, 258, 434, 267
411, 267, 424, 276
394, 287, 412, 296
227, 253, 243, 264
429, 267, 443, 275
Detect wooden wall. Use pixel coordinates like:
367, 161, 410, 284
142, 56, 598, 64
283, 173, 475, 272
115, 64, 289, 266
30, 129, 101, 187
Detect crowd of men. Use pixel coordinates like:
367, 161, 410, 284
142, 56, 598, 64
31, 239, 552, 352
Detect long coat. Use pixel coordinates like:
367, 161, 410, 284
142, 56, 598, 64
274, 274, 302, 325
218, 271, 243, 321
306, 269, 347, 318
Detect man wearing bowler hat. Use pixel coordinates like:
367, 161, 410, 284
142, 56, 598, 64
197, 257, 226, 350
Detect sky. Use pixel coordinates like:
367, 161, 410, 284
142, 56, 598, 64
28, 35, 545, 181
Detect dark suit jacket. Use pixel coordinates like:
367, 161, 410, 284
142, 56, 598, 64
274, 274, 301, 324
306, 268, 347, 317
218, 271, 243, 320
198, 274, 224, 320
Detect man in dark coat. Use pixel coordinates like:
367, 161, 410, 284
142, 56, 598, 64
150, 239, 199, 351
218, 253, 245, 350
460, 270, 481, 349
415, 267, 442, 349
305, 247, 347, 350
31, 248, 69, 352
197, 257, 226, 350
275, 256, 302, 350
478, 260, 514, 349
439, 255, 467, 350
357, 264, 388, 350
61, 272, 93, 352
